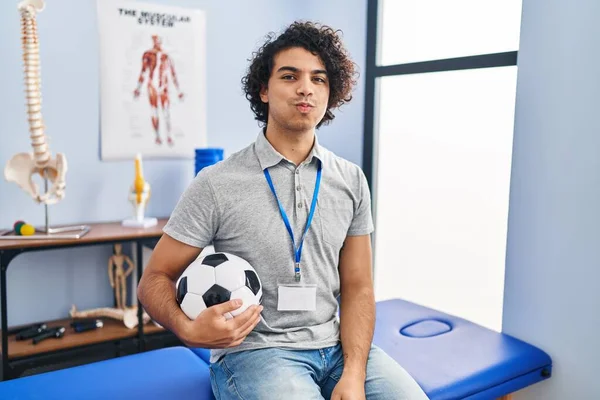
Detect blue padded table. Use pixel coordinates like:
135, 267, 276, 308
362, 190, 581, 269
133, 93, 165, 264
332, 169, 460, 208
191, 346, 211, 364
373, 299, 552, 400
0, 300, 552, 400
0, 346, 213, 400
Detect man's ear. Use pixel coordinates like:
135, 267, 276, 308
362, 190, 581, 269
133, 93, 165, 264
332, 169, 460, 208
259, 85, 268, 103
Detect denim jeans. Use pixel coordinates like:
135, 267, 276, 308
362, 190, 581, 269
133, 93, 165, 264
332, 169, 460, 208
209, 344, 429, 400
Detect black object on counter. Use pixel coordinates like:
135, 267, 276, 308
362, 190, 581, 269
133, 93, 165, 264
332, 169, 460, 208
72, 320, 104, 333
7, 323, 46, 336
15, 324, 48, 341
32, 327, 66, 345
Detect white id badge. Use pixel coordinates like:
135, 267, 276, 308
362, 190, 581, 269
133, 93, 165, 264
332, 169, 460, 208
277, 282, 317, 311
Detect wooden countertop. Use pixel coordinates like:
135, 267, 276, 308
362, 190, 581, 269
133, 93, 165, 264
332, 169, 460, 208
0, 219, 168, 251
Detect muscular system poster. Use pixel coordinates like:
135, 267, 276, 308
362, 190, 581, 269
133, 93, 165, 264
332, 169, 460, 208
97, 0, 206, 160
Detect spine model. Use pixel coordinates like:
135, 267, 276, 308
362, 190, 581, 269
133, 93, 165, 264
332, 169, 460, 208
4, 0, 68, 205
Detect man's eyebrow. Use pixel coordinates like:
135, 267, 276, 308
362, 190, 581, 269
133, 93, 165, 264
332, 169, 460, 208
276, 66, 328, 75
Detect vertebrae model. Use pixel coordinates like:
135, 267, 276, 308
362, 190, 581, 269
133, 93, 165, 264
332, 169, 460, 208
4, 0, 68, 205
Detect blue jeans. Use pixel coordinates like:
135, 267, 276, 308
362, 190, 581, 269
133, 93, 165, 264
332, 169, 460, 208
209, 344, 429, 400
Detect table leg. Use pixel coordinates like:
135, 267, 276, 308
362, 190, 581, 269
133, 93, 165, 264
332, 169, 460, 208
136, 241, 144, 352
0, 250, 18, 381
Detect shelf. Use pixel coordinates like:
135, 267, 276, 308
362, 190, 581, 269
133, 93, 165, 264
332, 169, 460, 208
0, 219, 167, 251
2, 318, 171, 360
0, 221, 171, 380
2, 318, 140, 359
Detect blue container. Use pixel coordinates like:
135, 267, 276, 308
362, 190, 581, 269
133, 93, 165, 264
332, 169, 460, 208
195, 148, 224, 156
194, 147, 224, 175
195, 156, 222, 163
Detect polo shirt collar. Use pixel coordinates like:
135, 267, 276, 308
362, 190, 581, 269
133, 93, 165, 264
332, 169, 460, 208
255, 130, 324, 170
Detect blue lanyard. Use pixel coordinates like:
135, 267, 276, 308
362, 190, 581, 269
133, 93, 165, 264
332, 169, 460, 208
264, 160, 322, 282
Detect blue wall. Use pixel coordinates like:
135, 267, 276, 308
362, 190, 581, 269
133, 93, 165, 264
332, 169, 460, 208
502, 0, 600, 398
0, 0, 367, 325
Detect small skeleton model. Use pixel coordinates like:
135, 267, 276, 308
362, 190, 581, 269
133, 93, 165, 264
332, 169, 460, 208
69, 243, 152, 329
4, 0, 68, 205
108, 243, 135, 310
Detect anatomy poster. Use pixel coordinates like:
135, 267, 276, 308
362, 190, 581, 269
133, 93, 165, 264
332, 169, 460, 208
97, 0, 206, 160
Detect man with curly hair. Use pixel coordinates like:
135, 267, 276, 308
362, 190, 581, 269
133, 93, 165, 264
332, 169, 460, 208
138, 21, 429, 400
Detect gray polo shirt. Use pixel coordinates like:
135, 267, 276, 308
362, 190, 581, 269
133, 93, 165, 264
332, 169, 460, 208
163, 131, 374, 363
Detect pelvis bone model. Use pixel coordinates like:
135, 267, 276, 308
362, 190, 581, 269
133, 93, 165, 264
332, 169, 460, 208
4, 0, 68, 205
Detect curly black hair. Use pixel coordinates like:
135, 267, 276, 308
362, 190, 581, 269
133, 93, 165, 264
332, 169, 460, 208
242, 21, 358, 129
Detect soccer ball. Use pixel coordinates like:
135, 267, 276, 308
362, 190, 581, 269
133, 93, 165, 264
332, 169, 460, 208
176, 252, 263, 320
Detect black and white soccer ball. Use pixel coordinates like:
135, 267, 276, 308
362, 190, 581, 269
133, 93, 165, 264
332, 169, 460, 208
176, 252, 263, 320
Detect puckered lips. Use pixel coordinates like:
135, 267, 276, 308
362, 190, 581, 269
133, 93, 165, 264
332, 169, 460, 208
295, 101, 314, 114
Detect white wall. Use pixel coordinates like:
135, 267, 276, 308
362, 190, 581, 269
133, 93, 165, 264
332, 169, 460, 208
503, 0, 600, 398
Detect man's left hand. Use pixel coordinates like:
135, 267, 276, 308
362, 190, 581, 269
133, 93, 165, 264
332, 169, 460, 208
331, 373, 366, 400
